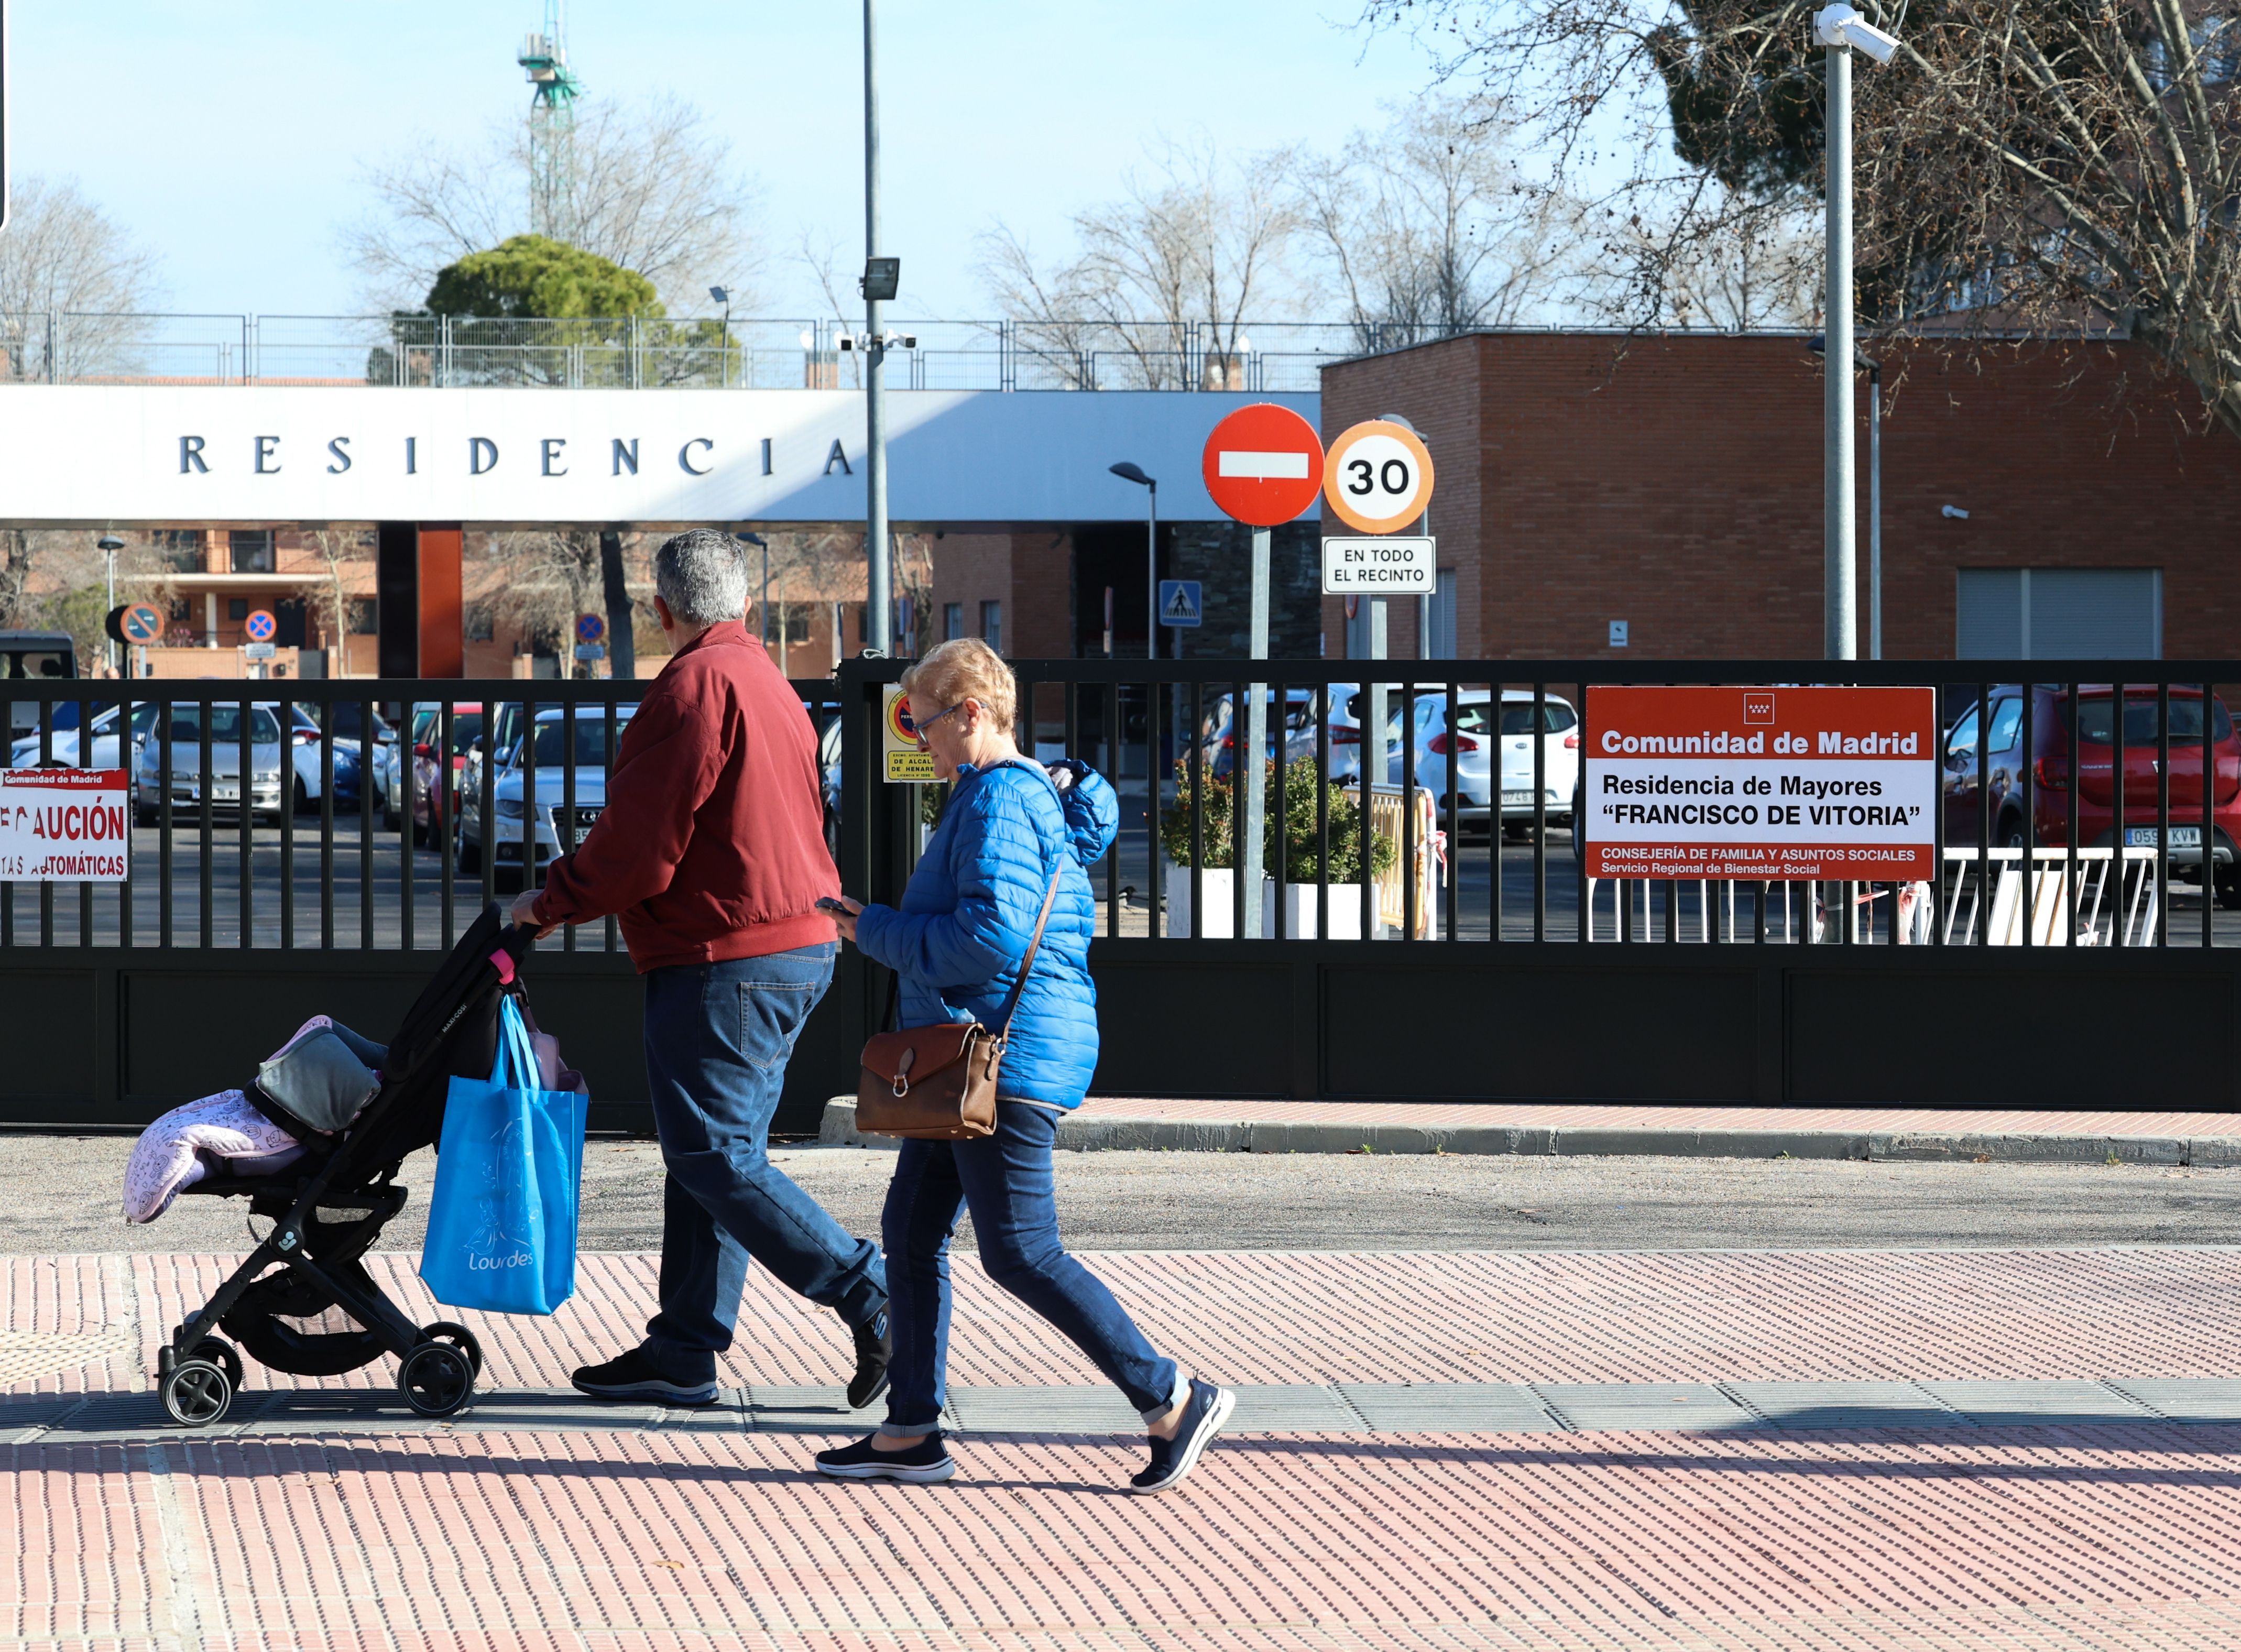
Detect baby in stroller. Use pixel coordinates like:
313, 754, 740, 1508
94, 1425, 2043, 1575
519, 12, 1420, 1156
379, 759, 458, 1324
123, 904, 548, 1426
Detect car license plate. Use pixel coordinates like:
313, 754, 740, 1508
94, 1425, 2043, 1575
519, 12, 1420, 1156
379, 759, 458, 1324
215, 784, 238, 802
2126, 825, 2201, 848
568, 808, 601, 840
1501, 790, 1532, 806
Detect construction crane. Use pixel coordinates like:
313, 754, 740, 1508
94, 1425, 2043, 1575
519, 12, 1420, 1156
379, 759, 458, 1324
517, 2, 582, 243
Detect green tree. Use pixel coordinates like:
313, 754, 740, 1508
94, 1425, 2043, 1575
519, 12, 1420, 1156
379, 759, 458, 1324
424, 234, 663, 320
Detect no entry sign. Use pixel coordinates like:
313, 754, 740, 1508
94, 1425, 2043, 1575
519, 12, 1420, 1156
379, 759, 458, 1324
1583, 686, 1936, 880
1201, 404, 1324, 527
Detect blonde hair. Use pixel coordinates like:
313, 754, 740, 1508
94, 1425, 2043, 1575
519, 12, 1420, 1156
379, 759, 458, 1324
900, 638, 1018, 735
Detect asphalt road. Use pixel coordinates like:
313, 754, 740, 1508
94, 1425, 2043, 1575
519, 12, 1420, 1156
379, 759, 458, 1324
30, 1134, 2241, 1255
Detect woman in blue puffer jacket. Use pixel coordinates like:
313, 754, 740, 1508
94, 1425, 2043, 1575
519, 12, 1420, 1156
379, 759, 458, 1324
821, 639, 1233, 1494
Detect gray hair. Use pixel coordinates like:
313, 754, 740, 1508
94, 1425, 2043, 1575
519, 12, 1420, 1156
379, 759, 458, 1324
654, 528, 749, 625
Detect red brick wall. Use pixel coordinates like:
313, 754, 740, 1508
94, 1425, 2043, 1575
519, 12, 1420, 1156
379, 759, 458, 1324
929, 533, 1013, 647
1319, 333, 2241, 661
1008, 531, 1074, 659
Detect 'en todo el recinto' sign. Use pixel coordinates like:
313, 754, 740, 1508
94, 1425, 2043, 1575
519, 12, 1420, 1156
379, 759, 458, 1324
1583, 686, 1936, 881
0, 769, 131, 881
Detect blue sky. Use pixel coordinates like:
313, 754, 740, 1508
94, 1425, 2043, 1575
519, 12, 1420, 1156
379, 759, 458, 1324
8, 2, 1449, 321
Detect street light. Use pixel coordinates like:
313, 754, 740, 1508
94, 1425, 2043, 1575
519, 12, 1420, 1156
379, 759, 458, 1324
710, 286, 733, 389
1813, 1, 1901, 660
737, 531, 773, 664
98, 532, 124, 677
1109, 462, 1158, 659
1808, 335, 1882, 659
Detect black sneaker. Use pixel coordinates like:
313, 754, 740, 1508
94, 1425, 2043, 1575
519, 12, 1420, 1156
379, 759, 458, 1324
847, 1308, 893, 1410
1130, 1378, 1234, 1494
815, 1429, 956, 1484
570, 1348, 718, 1407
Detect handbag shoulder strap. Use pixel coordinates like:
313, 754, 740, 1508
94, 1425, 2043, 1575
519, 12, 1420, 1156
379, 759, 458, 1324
986, 756, 1070, 1037
994, 859, 1066, 1037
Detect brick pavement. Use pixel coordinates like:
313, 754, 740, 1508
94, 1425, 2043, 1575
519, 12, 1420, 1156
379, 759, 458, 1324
8, 1248, 2241, 1648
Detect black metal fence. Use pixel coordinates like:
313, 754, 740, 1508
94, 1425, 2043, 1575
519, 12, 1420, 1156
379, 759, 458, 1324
0, 679, 841, 1129
835, 656, 2241, 951
6, 660, 2240, 1125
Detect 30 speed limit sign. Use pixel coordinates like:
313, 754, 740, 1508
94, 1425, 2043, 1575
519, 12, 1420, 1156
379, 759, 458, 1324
1322, 419, 1435, 534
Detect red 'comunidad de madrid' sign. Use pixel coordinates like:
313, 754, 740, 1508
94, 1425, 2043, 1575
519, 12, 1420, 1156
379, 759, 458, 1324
1582, 686, 1936, 881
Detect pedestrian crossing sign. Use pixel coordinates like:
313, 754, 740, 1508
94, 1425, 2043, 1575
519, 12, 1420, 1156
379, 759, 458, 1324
1158, 579, 1203, 628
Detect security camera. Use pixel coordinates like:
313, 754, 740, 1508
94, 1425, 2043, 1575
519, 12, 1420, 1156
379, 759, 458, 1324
1815, 3, 1900, 63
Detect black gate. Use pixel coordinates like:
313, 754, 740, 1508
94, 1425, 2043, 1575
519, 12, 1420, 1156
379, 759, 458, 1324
4, 659, 2238, 1131
833, 657, 2241, 1113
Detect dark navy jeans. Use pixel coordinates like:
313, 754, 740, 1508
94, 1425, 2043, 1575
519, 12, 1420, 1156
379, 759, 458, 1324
881, 1098, 1182, 1431
639, 944, 886, 1384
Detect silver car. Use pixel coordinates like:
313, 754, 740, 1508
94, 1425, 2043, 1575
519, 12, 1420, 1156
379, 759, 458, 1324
132, 703, 286, 825
456, 706, 633, 889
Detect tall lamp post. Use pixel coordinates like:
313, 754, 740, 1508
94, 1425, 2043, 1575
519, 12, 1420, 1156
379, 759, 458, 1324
859, 0, 899, 659
709, 286, 733, 389
1807, 335, 1883, 659
1109, 462, 1158, 658
738, 531, 773, 665
98, 532, 124, 676
1812, 3, 1900, 661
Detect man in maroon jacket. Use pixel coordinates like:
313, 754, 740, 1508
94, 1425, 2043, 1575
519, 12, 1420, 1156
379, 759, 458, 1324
511, 528, 889, 1409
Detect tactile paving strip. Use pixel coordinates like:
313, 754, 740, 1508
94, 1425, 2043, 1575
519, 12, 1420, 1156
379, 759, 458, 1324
20, 1377, 2241, 1443
14, 1425, 2241, 1649
100, 1244, 2241, 1401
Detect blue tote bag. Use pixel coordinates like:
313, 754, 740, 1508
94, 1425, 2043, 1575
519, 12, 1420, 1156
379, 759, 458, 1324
419, 996, 588, 1315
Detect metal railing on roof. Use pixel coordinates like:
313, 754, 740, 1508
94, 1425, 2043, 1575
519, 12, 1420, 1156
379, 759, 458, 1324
0, 313, 1376, 391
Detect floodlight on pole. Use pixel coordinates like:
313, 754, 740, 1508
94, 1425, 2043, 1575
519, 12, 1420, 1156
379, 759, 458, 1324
1110, 462, 1158, 659
1813, 1, 1900, 661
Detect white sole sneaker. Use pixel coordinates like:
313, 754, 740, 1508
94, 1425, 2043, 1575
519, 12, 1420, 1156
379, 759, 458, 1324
816, 1454, 958, 1484
1131, 1383, 1236, 1494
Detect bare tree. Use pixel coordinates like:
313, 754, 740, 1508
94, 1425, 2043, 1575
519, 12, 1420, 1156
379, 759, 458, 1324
1376, 0, 2241, 435
1295, 95, 1579, 346
347, 95, 763, 313
0, 174, 162, 382
1581, 188, 1821, 330
796, 228, 863, 388
301, 530, 376, 676
477, 530, 604, 673
980, 139, 1301, 388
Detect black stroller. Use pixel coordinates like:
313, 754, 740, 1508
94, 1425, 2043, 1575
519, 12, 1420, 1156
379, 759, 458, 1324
156, 903, 539, 1427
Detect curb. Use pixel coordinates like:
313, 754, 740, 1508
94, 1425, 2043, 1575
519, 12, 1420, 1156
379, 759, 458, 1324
817, 1099, 2241, 1166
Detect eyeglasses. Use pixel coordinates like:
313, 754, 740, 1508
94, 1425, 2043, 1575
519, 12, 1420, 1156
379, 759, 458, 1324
912, 702, 965, 750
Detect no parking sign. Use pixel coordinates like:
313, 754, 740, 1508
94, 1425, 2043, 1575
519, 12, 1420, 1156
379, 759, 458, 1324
243, 609, 278, 644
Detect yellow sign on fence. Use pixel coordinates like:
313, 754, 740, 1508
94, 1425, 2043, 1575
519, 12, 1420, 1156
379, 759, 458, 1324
882, 687, 935, 783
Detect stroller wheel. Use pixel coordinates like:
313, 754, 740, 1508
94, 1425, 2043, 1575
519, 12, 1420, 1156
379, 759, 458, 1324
420, 1321, 485, 1380
189, 1337, 246, 1393
398, 1342, 475, 1418
161, 1359, 234, 1428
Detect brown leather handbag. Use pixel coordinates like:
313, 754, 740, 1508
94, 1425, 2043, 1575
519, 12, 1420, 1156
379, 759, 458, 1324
855, 862, 1065, 1140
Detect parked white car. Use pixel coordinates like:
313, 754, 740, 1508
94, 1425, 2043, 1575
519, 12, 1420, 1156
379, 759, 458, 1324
131, 703, 286, 824
1383, 689, 1580, 836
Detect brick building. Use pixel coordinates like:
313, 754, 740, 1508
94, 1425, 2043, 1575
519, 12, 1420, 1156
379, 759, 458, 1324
1317, 331, 2241, 662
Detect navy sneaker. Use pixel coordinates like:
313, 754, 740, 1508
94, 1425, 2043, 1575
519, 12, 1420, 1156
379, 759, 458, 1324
1130, 1378, 1234, 1494
570, 1348, 718, 1407
815, 1429, 956, 1484
847, 1308, 893, 1410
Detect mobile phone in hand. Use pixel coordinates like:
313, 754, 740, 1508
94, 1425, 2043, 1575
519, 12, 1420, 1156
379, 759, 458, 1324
815, 896, 854, 915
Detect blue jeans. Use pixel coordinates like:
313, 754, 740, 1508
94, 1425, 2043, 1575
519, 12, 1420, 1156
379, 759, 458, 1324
881, 1099, 1182, 1431
639, 945, 886, 1384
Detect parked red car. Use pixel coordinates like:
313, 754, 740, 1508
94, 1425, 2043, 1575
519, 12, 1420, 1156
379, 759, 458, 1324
1943, 684, 2241, 904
